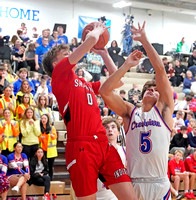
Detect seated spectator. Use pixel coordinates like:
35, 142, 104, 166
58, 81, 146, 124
128, 83, 141, 102
97, 117, 126, 200
49, 30, 62, 48
13, 68, 35, 96
8, 84, 15, 99
12, 46, 28, 73
31, 27, 39, 42
16, 93, 30, 121
86, 51, 104, 82
75, 67, 86, 81
9, 35, 19, 48
11, 39, 21, 55
170, 126, 190, 157
39, 114, 57, 180
174, 59, 187, 86
188, 125, 196, 151
0, 108, 19, 157
20, 107, 41, 160
162, 57, 168, 71
70, 37, 79, 52
0, 146, 9, 200
57, 26, 68, 44
34, 79, 48, 102
0, 86, 17, 119
188, 49, 196, 69
35, 37, 50, 74
167, 62, 176, 87
176, 37, 190, 53
7, 142, 30, 200
168, 150, 193, 199
16, 80, 35, 107
128, 93, 140, 106
3, 62, 15, 84
187, 118, 196, 133
174, 95, 193, 115
182, 70, 195, 95
28, 147, 51, 200
0, 64, 10, 95
107, 40, 121, 66
190, 40, 196, 53
31, 71, 40, 92
25, 43, 36, 71
35, 29, 48, 47
173, 111, 185, 133
185, 111, 195, 127
119, 90, 127, 101
116, 115, 126, 146
171, 86, 178, 105
35, 95, 53, 124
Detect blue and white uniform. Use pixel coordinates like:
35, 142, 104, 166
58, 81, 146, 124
126, 106, 171, 200
7, 153, 29, 176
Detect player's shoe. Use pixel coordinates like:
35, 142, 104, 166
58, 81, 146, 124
43, 193, 50, 200
176, 193, 184, 200
11, 186, 20, 193
189, 192, 196, 199
53, 193, 57, 199
184, 192, 193, 199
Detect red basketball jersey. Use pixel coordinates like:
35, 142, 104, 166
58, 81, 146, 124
52, 57, 106, 138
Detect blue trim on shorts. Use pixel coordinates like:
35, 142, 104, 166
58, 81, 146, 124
163, 188, 171, 200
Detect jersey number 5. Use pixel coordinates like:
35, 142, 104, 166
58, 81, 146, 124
87, 93, 93, 105
139, 131, 152, 154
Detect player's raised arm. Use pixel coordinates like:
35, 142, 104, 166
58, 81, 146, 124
99, 50, 143, 118
69, 23, 109, 65
131, 22, 174, 111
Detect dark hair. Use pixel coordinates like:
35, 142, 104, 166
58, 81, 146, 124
75, 67, 84, 77
3, 108, 11, 115
186, 95, 193, 102
180, 126, 187, 131
14, 142, 22, 148
42, 44, 70, 77
33, 147, 48, 167
40, 114, 51, 134
111, 40, 118, 47
120, 90, 126, 94
141, 80, 156, 98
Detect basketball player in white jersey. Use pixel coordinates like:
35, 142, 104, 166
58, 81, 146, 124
96, 117, 126, 200
99, 21, 174, 200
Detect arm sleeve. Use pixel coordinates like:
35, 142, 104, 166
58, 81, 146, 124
185, 158, 196, 173
33, 120, 41, 137
89, 81, 101, 95
51, 126, 57, 140
168, 159, 176, 176
1, 156, 8, 175
22, 153, 30, 173
8, 154, 26, 174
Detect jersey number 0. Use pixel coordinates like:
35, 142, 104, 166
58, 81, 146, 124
87, 93, 93, 105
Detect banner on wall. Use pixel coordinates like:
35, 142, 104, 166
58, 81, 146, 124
78, 16, 111, 39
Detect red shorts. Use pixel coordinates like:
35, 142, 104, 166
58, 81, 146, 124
65, 135, 131, 197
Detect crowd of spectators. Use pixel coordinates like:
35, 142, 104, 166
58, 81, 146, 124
0, 21, 196, 199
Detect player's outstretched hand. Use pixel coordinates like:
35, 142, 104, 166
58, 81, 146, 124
131, 21, 147, 43
86, 23, 110, 42
91, 47, 108, 56
124, 50, 143, 69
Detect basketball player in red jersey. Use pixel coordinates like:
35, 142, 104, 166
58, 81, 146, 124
43, 23, 140, 200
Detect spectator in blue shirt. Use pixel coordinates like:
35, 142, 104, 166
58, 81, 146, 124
57, 26, 68, 44
183, 70, 195, 95
49, 31, 62, 48
13, 68, 35, 96
35, 29, 48, 47
35, 37, 50, 74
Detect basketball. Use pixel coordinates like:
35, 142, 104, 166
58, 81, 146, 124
82, 22, 110, 49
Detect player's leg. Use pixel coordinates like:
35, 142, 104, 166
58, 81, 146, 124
171, 175, 180, 191
109, 182, 137, 200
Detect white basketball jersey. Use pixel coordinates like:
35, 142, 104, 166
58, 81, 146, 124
126, 106, 171, 178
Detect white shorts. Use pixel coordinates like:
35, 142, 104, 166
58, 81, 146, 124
131, 177, 171, 200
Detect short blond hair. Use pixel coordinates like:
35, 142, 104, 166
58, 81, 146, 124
175, 150, 183, 155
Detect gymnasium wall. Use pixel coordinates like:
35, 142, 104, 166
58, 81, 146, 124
1, 0, 196, 53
